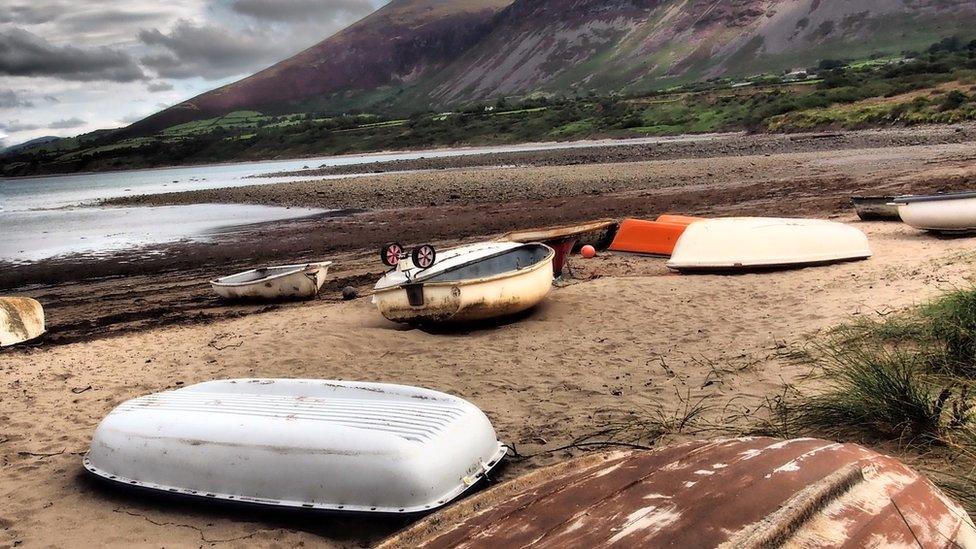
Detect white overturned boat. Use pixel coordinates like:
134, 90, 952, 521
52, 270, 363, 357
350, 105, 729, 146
894, 191, 976, 234
210, 261, 333, 300
373, 242, 554, 324
0, 297, 45, 348
84, 379, 506, 514
667, 217, 871, 272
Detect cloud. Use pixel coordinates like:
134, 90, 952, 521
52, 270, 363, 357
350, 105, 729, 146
146, 81, 174, 92
0, 120, 42, 132
139, 19, 286, 80
0, 89, 34, 108
48, 117, 86, 129
231, 0, 375, 23
0, 27, 146, 82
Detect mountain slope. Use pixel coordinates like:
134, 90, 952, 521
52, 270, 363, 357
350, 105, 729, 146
133, 0, 976, 131
418, 0, 976, 103
129, 0, 514, 134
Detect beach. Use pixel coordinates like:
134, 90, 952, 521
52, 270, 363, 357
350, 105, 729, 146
2, 127, 976, 546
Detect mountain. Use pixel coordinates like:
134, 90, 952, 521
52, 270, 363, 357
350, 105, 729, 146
0, 136, 60, 154
122, 0, 976, 134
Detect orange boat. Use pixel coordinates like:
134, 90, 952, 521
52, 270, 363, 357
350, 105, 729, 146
609, 219, 689, 256
656, 214, 704, 226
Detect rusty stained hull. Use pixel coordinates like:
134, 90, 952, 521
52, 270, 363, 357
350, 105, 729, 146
380, 437, 976, 549
210, 262, 332, 301
373, 254, 554, 324
0, 297, 45, 347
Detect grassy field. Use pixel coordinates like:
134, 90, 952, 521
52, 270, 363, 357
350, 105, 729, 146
3, 37, 976, 176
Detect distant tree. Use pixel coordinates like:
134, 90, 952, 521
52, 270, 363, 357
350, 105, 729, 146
929, 36, 962, 54
940, 90, 968, 112
818, 59, 846, 71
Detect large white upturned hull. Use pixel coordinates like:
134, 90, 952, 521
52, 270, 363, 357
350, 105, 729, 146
84, 379, 506, 514
897, 195, 976, 233
211, 262, 332, 300
0, 297, 45, 347
667, 217, 871, 271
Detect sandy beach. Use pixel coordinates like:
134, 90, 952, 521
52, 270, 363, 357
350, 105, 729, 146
3, 219, 976, 547
2, 128, 976, 547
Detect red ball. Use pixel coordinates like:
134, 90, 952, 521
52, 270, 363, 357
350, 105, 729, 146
580, 245, 597, 258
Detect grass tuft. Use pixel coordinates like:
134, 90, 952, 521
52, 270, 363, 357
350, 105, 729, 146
787, 347, 958, 442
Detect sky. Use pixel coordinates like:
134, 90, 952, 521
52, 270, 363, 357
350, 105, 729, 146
0, 0, 388, 149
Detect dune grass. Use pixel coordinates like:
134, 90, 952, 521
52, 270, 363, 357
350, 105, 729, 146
777, 287, 976, 512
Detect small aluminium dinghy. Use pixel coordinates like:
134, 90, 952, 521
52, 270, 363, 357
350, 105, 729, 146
85, 379, 507, 514
852, 196, 900, 221
0, 297, 45, 347
373, 242, 554, 324
211, 261, 333, 300
894, 191, 976, 234
667, 217, 871, 272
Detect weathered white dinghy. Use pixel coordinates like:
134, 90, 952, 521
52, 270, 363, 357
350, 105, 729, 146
0, 297, 45, 347
667, 217, 871, 272
210, 261, 332, 300
84, 379, 507, 514
373, 242, 554, 324
894, 191, 976, 234
852, 196, 900, 221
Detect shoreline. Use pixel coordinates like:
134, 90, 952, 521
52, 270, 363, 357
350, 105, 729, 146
2, 126, 974, 348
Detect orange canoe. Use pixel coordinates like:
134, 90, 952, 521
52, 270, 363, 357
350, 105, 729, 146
656, 214, 704, 226
609, 219, 688, 256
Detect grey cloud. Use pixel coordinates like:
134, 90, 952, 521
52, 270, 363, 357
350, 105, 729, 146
139, 20, 284, 80
231, 0, 375, 23
0, 120, 42, 132
0, 89, 34, 108
0, 27, 146, 82
48, 117, 86, 129
120, 112, 146, 124
147, 81, 174, 92
44, 95, 60, 103
0, 3, 64, 25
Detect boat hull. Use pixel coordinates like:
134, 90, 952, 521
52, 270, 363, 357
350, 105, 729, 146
374, 253, 554, 324
896, 196, 976, 233
667, 217, 871, 272
609, 219, 689, 256
211, 262, 332, 300
380, 437, 976, 548
0, 297, 45, 347
84, 379, 506, 514
852, 196, 899, 221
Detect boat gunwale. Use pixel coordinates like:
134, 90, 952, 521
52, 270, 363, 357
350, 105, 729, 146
375, 244, 555, 294
499, 219, 616, 243
82, 442, 508, 515
210, 261, 333, 288
893, 191, 976, 204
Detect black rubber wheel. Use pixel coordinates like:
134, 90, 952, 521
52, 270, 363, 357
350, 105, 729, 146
411, 244, 437, 270
381, 242, 404, 267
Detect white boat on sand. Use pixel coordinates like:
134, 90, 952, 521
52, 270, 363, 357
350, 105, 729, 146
84, 379, 507, 514
0, 297, 45, 348
373, 242, 554, 324
210, 261, 333, 300
894, 191, 976, 234
667, 217, 871, 272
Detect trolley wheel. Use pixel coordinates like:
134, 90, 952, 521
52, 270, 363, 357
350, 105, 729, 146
411, 244, 437, 270
380, 242, 404, 267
